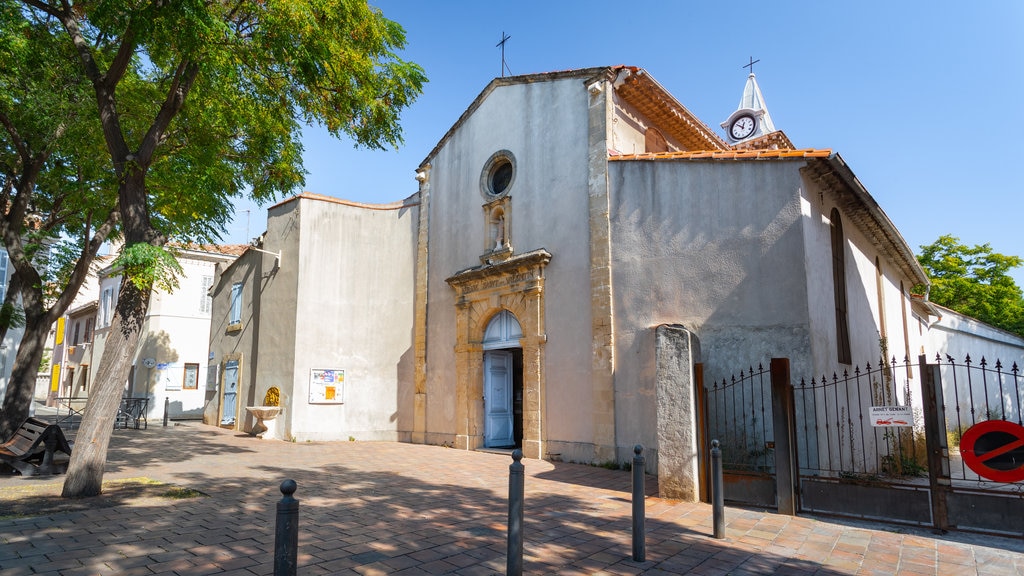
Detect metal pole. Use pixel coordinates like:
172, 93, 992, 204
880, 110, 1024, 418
163, 397, 169, 427
274, 479, 299, 576
711, 439, 725, 539
507, 449, 524, 576
631, 444, 646, 562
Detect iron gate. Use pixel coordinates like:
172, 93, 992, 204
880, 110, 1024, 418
700, 355, 1024, 536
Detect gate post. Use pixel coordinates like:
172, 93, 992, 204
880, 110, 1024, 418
919, 355, 951, 532
770, 358, 797, 516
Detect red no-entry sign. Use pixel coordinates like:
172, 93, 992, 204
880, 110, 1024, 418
959, 419, 1024, 483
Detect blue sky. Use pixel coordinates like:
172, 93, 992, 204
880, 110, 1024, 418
223, 1, 1024, 285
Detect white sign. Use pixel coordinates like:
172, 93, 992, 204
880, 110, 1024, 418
308, 369, 345, 404
869, 406, 913, 427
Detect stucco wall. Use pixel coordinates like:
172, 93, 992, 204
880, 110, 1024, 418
800, 183, 921, 382
608, 159, 813, 456
423, 77, 595, 450
286, 197, 418, 442
136, 257, 221, 419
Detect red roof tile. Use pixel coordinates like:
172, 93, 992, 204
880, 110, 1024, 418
609, 148, 833, 162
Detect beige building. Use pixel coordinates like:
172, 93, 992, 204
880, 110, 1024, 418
207, 66, 933, 498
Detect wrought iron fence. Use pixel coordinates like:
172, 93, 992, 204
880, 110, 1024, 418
934, 353, 1023, 487
793, 358, 925, 481
705, 364, 775, 473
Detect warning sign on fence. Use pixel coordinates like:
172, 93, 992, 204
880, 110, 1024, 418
869, 406, 913, 427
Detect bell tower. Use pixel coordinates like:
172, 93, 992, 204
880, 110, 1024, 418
720, 58, 777, 145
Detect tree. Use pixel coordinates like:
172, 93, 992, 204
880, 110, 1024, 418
917, 235, 1024, 337
0, 1, 120, 439
15, 0, 425, 497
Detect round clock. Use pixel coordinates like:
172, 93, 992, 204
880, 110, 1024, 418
730, 115, 756, 140
142, 357, 156, 368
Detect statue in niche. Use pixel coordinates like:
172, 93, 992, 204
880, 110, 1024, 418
491, 208, 510, 251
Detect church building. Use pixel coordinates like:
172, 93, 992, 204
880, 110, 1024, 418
206, 66, 929, 499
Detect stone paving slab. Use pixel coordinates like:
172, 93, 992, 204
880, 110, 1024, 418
1, 421, 1022, 575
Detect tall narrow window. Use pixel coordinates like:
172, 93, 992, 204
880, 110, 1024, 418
830, 209, 851, 364
645, 127, 668, 153
84, 318, 94, 343
99, 287, 114, 327
229, 282, 243, 325
0, 250, 8, 302
875, 257, 887, 353
72, 322, 81, 346
200, 275, 214, 314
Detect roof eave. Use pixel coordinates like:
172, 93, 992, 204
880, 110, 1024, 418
807, 153, 929, 288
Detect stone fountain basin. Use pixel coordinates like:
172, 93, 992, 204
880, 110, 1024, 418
245, 406, 282, 438
245, 406, 282, 420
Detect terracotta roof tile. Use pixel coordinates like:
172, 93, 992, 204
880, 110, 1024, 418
609, 148, 832, 162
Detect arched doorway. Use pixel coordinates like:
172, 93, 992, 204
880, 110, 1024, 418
445, 249, 550, 459
483, 311, 523, 448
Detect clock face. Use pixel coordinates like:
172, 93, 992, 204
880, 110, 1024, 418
730, 115, 756, 140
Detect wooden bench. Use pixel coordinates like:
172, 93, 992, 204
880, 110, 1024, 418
0, 417, 73, 476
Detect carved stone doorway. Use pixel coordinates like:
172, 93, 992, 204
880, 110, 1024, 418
446, 250, 550, 459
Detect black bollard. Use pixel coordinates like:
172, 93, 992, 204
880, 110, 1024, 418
274, 479, 299, 576
711, 439, 724, 539
163, 397, 169, 427
631, 444, 646, 562
507, 449, 524, 576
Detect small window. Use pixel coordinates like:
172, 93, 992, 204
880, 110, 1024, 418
183, 363, 200, 390
229, 282, 243, 325
84, 318, 94, 343
79, 366, 88, 392
72, 322, 81, 346
480, 150, 516, 199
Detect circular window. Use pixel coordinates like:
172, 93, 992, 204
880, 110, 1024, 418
481, 150, 516, 199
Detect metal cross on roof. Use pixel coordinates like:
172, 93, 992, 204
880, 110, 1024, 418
497, 32, 512, 77
743, 56, 760, 75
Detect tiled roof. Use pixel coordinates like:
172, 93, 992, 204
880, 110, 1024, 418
609, 148, 833, 161
173, 243, 250, 256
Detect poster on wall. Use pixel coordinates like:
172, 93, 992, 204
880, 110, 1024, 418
309, 368, 345, 404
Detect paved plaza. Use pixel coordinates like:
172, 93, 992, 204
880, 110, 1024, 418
2, 419, 1023, 575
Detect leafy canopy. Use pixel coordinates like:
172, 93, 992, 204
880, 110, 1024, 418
17, 0, 426, 245
917, 235, 1024, 337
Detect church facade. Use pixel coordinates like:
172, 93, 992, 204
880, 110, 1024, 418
206, 66, 930, 498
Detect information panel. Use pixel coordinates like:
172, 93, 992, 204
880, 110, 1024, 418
869, 405, 913, 427
309, 368, 345, 404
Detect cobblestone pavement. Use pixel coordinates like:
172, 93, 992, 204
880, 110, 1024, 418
1, 421, 1022, 575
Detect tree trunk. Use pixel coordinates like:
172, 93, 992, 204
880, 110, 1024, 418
0, 313, 51, 439
61, 277, 149, 497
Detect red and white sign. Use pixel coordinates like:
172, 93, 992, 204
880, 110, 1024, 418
869, 406, 913, 427
960, 419, 1024, 483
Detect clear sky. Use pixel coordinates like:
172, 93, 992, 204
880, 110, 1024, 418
222, 1, 1024, 285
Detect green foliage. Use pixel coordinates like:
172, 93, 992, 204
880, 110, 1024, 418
0, 302, 25, 331
111, 243, 183, 293
917, 235, 1024, 337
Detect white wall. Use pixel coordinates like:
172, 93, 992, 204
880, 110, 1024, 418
608, 159, 812, 451
423, 77, 596, 447
286, 196, 418, 441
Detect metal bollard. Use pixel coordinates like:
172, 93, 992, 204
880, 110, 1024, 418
163, 397, 169, 427
711, 439, 725, 539
631, 444, 646, 562
274, 479, 299, 576
507, 449, 524, 576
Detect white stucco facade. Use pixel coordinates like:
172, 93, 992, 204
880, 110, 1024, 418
204, 66, 1019, 499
